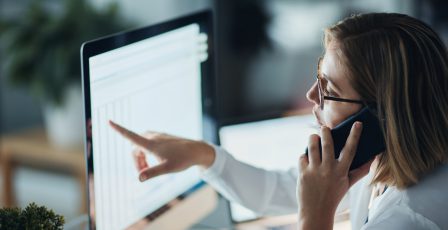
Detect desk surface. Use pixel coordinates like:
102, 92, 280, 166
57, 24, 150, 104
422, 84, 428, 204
235, 212, 351, 230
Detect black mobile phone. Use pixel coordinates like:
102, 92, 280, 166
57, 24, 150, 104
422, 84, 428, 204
305, 106, 386, 170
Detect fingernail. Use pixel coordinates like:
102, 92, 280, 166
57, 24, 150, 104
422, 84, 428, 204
355, 121, 362, 129
139, 174, 147, 182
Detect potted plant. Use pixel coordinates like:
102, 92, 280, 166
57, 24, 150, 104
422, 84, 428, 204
0, 202, 64, 230
0, 0, 130, 148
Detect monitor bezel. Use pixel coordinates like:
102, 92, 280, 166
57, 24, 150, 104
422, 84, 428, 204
80, 10, 217, 229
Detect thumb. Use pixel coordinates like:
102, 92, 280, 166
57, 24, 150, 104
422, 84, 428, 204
138, 162, 169, 182
348, 159, 373, 187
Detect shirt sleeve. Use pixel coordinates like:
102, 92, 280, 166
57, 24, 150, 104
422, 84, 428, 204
201, 145, 351, 216
201, 145, 298, 215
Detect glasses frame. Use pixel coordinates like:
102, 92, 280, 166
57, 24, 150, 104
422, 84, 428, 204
316, 57, 364, 110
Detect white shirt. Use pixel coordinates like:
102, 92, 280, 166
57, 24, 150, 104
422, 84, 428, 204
201, 145, 448, 230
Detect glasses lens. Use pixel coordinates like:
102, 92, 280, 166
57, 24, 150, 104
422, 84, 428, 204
317, 57, 324, 110
317, 77, 324, 110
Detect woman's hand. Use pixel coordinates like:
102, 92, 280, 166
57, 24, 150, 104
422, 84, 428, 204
109, 120, 215, 182
297, 122, 372, 230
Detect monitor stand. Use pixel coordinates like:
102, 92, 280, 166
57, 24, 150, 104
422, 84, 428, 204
127, 185, 218, 230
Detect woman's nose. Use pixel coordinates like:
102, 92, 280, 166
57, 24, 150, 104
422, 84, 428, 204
306, 81, 320, 106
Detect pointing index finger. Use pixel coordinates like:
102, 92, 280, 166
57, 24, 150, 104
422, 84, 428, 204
109, 120, 150, 149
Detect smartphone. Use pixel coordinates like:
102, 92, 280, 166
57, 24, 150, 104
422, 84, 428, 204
305, 106, 386, 170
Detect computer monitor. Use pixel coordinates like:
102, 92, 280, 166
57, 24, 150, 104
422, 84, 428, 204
81, 10, 218, 230
219, 114, 317, 223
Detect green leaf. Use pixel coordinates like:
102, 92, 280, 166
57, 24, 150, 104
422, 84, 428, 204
0, 0, 132, 105
0, 203, 64, 230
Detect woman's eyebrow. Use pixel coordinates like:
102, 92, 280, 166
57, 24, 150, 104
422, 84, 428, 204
322, 73, 342, 92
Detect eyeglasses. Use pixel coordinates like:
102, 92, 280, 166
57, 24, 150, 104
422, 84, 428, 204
316, 57, 364, 110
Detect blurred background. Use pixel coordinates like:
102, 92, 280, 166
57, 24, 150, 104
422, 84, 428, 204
1, 0, 447, 228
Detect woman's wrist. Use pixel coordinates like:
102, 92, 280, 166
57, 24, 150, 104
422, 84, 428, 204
298, 210, 335, 230
196, 141, 216, 169
298, 200, 337, 230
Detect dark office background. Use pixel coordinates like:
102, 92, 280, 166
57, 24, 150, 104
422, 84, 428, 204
1, 0, 448, 133
1, 0, 448, 226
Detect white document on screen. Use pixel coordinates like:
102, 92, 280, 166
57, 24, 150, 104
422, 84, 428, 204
89, 24, 205, 230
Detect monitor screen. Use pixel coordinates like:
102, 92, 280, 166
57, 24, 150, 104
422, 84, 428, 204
81, 11, 216, 230
219, 114, 317, 222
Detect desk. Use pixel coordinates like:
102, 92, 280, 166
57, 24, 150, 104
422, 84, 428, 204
0, 127, 86, 213
236, 211, 351, 230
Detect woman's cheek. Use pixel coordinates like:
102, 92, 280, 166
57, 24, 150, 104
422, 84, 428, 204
322, 110, 347, 129
322, 111, 338, 129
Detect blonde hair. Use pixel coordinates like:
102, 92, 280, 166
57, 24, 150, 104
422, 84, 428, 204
324, 13, 448, 189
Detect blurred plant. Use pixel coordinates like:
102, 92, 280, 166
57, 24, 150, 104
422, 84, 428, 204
0, 202, 64, 230
0, 0, 130, 105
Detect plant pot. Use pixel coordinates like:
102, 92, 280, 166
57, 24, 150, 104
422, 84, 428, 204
43, 84, 84, 149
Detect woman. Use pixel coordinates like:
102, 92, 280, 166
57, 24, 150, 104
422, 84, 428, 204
110, 13, 448, 229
